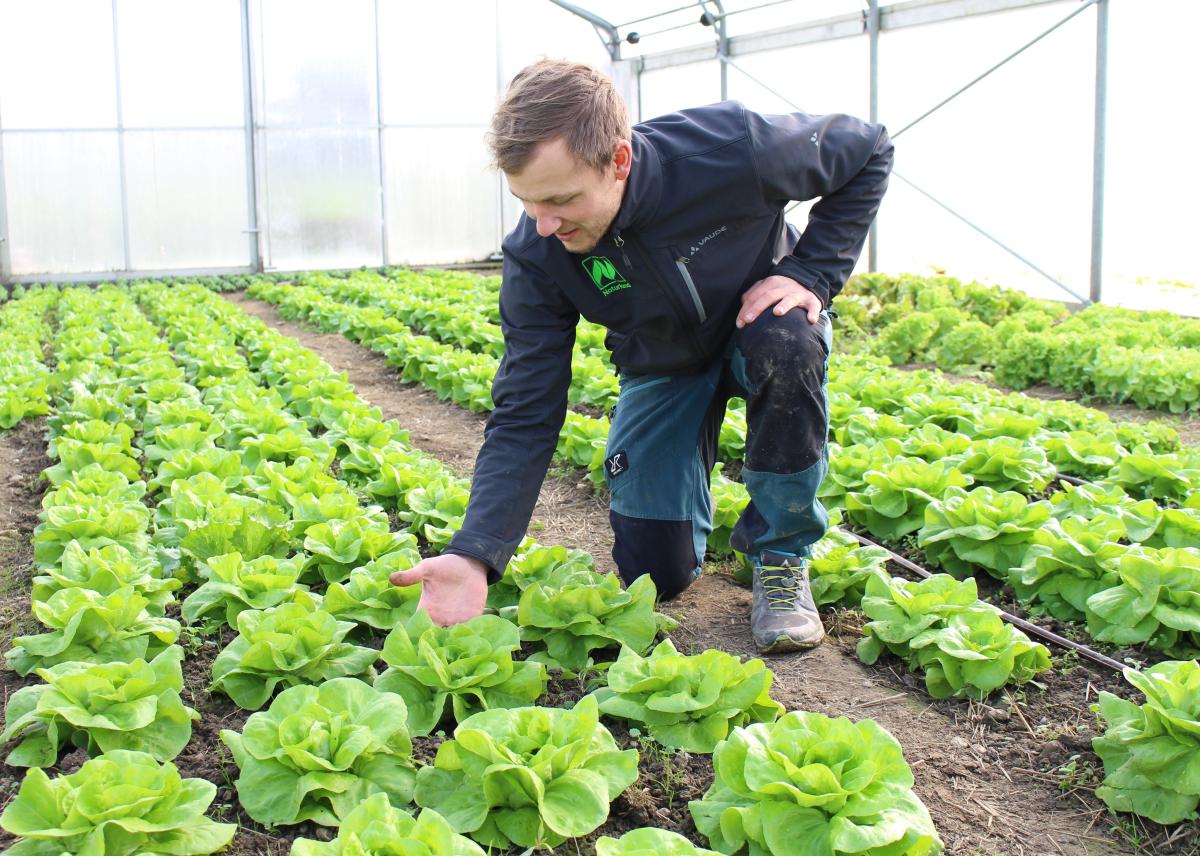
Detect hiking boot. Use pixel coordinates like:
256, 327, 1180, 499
751, 551, 825, 653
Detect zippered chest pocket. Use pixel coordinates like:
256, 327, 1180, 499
673, 255, 707, 323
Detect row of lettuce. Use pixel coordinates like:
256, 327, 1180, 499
0, 280, 1196, 850
244, 272, 1200, 662
0, 282, 943, 854
235, 273, 1197, 826
841, 272, 1200, 413
232, 269, 1200, 825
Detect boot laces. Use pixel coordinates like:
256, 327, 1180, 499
760, 566, 800, 611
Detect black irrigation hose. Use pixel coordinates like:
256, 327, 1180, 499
845, 531, 1127, 673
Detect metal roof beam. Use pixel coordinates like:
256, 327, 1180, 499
639, 0, 1071, 71
545, 0, 622, 60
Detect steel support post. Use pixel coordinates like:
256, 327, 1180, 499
1090, 0, 1108, 304
867, 0, 880, 273
239, 0, 263, 271
373, 0, 389, 267
111, 0, 132, 272
711, 0, 729, 100
0, 122, 10, 285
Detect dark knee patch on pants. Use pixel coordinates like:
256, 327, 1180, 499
734, 312, 831, 475
736, 311, 830, 379
610, 510, 701, 601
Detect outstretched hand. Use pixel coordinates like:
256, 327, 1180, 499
390, 553, 489, 626
736, 274, 822, 327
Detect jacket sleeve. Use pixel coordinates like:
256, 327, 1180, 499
743, 106, 894, 307
445, 251, 579, 578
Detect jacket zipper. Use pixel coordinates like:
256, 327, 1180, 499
612, 231, 632, 269
625, 235, 708, 363
674, 256, 707, 323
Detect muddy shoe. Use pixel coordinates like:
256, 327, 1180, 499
751, 551, 825, 653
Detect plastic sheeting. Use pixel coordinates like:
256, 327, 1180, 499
264, 129, 382, 270
0, 0, 117, 129
125, 130, 250, 269
116, 0, 244, 129
383, 128, 498, 264
3, 133, 124, 274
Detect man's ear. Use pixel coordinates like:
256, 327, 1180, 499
612, 140, 633, 181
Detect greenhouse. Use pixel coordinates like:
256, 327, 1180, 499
0, 1, 1197, 855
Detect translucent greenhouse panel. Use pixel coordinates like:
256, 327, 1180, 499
638, 62, 722, 121
497, 0, 611, 84
1104, 0, 1200, 304
383, 128, 498, 264
116, 0, 244, 128
875, 4, 1094, 299
2, 132, 123, 274
124, 130, 250, 270
0, 1, 116, 129
258, 0, 377, 128
263, 129, 382, 270
725, 38, 869, 119
378, 1, 497, 125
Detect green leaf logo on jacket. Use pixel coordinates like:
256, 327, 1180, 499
582, 255, 631, 296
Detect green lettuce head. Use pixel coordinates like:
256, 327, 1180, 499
0, 750, 235, 856
290, 794, 485, 856
375, 610, 547, 736
220, 677, 416, 827
689, 711, 943, 855
1, 646, 196, 767
1092, 660, 1200, 824
592, 639, 783, 753
414, 695, 638, 850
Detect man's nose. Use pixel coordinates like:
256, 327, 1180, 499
534, 213, 562, 238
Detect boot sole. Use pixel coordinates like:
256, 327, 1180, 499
755, 633, 825, 654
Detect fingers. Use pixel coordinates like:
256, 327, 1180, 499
389, 566, 426, 587
736, 276, 823, 328
737, 285, 787, 329
778, 291, 821, 324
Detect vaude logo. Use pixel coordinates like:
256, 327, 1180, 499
582, 255, 631, 296
689, 224, 728, 256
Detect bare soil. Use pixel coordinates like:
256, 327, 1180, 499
227, 292, 616, 574
213, 293, 1174, 855
0, 419, 51, 840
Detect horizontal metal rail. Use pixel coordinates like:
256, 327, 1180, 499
847, 530, 1127, 672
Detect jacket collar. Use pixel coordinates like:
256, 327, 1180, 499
611, 130, 662, 235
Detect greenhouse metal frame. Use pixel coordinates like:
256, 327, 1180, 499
0, 0, 1110, 303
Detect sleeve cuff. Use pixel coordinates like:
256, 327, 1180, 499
770, 259, 832, 308
445, 535, 510, 585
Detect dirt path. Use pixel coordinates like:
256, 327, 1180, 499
227, 292, 616, 573
229, 292, 1138, 855
0, 419, 49, 670
0, 419, 51, 837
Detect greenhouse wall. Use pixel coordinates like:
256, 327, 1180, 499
1, 0, 1197, 312
0, 0, 605, 279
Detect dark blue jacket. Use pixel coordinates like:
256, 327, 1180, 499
448, 101, 893, 575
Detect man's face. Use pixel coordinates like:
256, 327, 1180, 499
506, 136, 631, 254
